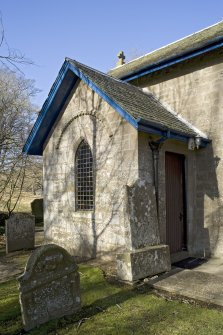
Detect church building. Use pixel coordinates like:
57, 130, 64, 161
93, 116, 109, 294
24, 22, 223, 281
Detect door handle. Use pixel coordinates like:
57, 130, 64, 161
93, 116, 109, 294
179, 212, 184, 221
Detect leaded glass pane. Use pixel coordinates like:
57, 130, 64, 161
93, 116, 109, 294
75, 140, 94, 210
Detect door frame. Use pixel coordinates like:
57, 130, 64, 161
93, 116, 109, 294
165, 151, 187, 254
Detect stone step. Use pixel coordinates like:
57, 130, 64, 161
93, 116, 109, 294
149, 267, 223, 308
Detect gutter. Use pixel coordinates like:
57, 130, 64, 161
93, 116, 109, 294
137, 118, 210, 148
120, 39, 223, 82
149, 139, 164, 226
23, 59, 211, 156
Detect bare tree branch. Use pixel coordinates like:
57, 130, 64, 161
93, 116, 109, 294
0, 68, 42, 215
0, 12, 33, 73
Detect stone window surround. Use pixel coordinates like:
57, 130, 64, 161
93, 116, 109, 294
75, 139, 94, 211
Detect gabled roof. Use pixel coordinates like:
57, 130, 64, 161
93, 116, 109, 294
23, 59, 209, 155
109, 21, 223, 81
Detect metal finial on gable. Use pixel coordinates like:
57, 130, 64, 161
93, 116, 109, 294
116, 51, 125, 66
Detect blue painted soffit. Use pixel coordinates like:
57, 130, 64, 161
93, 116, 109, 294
23, 59, 209, 156
23, 60, 139, 155
23, 61, 77, 155
121, 39, 223, 82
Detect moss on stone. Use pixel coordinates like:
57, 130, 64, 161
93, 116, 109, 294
1, 265, 223, 335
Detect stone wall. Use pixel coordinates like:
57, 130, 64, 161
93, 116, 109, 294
43, 50, 223, 263
128, 132, 160, 249
43, 80, 138, 259
132, 48, 223, 257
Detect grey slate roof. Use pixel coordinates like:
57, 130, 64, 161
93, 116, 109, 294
68, 59, 205, 138
109, 21, 223, 79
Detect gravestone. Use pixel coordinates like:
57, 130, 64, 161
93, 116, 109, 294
31, 198, 43, 225
18, 244, 81, 331
6, 213, 35, 253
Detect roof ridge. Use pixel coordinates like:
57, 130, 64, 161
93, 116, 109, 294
109, 21, 223, 72
24, 58, 209, 155
67, 57, 125, 83
67, 58, 206, 138
67, 57, 154, 95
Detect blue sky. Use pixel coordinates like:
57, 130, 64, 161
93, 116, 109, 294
1, 0, 223, 107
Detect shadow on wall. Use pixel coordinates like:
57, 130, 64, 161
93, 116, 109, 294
44, 89, 138, 260
137, 56, 223, 259
194, 142, 221, 257
200, 144, 223, 257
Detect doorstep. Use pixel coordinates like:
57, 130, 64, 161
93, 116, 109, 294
148, 261, 223, 309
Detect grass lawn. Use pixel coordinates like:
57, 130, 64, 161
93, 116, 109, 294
1, 265, 223, 335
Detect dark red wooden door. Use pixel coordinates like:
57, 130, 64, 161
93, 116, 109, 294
165, 152, 187, 254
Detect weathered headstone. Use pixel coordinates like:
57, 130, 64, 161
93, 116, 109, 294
0, 212, 8, 226
31, 198, 43, 225
6, 213, 35, 253
18, 244, 81, 331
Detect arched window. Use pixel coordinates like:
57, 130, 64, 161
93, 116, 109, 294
75, 140, 94, 210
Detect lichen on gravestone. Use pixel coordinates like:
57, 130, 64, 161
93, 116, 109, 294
18, 244, 81, 331
6, 213, 35, 253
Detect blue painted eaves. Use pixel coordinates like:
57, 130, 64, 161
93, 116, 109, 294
67, 62, 138, 130
121, 39, 223, 82
23, 61, 78, 155
137, 119, 210, 147
23, 59, 209, 156
23, 60, 139, 155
